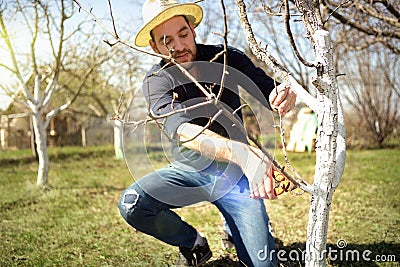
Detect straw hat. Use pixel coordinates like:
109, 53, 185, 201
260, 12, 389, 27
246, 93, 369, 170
135, 0, 203, 47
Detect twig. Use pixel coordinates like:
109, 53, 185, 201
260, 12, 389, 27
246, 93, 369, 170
107, 0, 118, 38
261, 2, 302, 17
180, 110, 223, 144
283, 0, 315, 68
72, 0, 171, 59
170, 58, 214, 98
275, 110, 303, 182
233, 103, 248, 115
209, 50, 225, 62
216, 0, 229, 101
323, 0, 351, 26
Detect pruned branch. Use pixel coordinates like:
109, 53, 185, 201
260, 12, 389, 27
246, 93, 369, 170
235, 0, 320, 112
283, 0, 315, 67
72, 0, 172, 59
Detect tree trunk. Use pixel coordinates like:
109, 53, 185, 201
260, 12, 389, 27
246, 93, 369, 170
305, 30, 346, 267
32, 111, 49, 187
113, 120, 124, 159
30, 114, 39, 160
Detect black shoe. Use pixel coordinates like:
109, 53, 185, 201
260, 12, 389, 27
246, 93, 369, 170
176, 238, 212, 266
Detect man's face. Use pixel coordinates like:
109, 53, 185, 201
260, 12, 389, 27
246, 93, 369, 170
149, 16, 197, 64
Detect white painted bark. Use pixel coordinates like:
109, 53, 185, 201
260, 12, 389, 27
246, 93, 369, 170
30, 74, 63, 187
31, 108, 49, 187
112, 120, 124, 159
234, 1, 346, 266
305, 30, 346, 267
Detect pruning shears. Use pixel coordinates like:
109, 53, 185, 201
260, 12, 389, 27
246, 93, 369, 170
271, 168, 291, 196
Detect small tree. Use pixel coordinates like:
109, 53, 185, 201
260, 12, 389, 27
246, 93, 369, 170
340, 47, 399, 147
0, 1, 111, 187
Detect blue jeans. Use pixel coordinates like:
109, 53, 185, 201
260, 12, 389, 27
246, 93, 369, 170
118, 161, 277, 267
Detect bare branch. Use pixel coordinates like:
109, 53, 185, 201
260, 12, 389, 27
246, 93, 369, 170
283, 0, 316, 67
72, 0, 171, 60
323, 0, 351, 25
235, 0, 320, 112
0, 10, 36, 104
107, 0, 119, 39
216, 0, 229, 101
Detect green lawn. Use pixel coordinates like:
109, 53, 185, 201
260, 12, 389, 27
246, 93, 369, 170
0, 146, 399, 266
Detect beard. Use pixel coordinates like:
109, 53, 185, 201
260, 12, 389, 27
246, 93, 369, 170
172, 48, 195, 64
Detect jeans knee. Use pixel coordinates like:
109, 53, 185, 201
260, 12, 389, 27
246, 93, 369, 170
118, 188, 141, 226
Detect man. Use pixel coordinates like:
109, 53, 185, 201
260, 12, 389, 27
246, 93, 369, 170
118, 0, 296, 266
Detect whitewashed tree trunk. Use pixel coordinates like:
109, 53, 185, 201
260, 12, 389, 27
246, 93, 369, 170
235, 1, 346, 266
305, 30, 346, 267
30, 73, 65, 188
112, 120, 124, 159
31, 109, 49, 187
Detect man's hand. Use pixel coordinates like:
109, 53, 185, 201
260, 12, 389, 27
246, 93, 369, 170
231, 143, 277, 200
269, 83, 297, 117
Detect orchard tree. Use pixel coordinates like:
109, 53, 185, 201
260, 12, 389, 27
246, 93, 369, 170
0, 0, 111, 187
63, 47, 144, 158
254, 0, 399, 148
235, 0, 346, 265
339, 47, 399, 147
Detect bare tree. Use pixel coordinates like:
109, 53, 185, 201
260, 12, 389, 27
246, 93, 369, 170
235, 0, 346, 266
340, 46, 399, 147
0, 1, 111, 187
65, 47, 144, 158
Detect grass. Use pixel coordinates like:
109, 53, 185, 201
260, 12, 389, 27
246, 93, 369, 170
0, 146, 399, 266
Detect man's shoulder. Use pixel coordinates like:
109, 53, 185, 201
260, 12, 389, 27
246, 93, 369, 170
146, 62, 163, 76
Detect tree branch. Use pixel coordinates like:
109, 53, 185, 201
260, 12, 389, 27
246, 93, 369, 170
283, 0, 316, 67
235, 0, 320, 113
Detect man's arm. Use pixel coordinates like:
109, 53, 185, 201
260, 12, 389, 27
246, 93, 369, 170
177, 122, 277, 200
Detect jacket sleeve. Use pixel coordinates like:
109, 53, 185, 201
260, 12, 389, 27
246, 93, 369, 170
142, 70, 190, 139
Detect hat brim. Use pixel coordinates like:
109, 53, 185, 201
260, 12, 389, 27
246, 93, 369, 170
135, 3, 203, 47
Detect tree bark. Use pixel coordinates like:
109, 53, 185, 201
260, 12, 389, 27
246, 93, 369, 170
113, 120, 124, 159
235, 0, 346, 265
31, 109, 49, 187
305, 30, 346, 267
